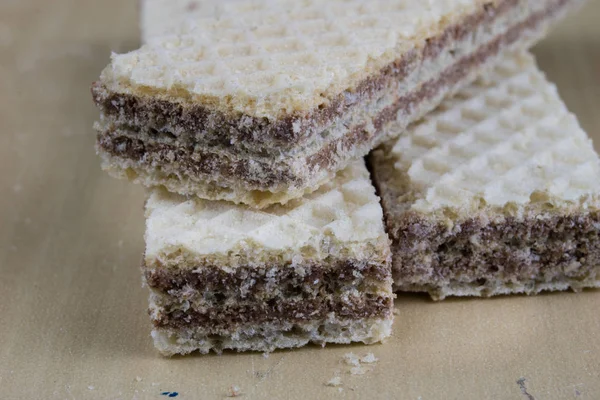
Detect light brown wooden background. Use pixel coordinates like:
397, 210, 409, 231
1, 1, 599, 399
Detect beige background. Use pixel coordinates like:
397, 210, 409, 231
1, 1, 599, 399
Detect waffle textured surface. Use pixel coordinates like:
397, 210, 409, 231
145, 160, 389, 268
371, 51, 600, 300
116, 0, 486, 118
386, 51, 600, 216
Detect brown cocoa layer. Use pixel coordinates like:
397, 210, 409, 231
152, 295, 392, 331
389, 211, 600, 287
97, 129, 300, 187
93, 0, 568, 152
96, 0, 573, 189
145, 259, 391, 302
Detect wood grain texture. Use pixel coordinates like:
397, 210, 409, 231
0, 1, 599, 399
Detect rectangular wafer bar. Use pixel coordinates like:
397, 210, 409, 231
93, 0, 584, 208
144, 160, 393, 355
370, 52, 600, 300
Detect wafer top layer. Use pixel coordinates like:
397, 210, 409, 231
145, 161, 388, 268
105, 0, 489, 119
382, 52, 600, 217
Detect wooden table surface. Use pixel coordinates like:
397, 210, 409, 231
1, 1, 599, 399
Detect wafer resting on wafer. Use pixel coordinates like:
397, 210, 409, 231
93, 0, 584, 208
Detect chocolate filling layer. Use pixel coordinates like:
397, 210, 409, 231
152, 295, 392, 331
145, 259, 390, 302
97, 0, 573, 189
93, 0, 570, 151
390, 211, 600, 286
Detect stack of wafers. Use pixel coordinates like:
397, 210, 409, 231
91, 0, 596, 355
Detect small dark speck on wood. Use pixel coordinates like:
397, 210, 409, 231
517, 378, 535, 400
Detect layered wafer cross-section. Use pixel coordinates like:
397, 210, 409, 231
371, 52, 600, 300
143, 161, 393, 355
93, 0, 584, 208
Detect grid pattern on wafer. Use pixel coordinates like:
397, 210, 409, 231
145, 160, 386, 263
111, 0, 483, 117
388, 53, 600, 213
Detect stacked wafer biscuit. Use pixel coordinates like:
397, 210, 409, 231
92, 0, 596, 355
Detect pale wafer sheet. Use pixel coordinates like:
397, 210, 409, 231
119, 0, 487, 117
145, 160, 389, 268
371, 51, 600, 299
390, 52, 600, 215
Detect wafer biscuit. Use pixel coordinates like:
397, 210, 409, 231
144, 161, 393, 355
93, 0, 584, 208
370, 52, 600, 300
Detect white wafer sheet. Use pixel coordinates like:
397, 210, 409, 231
114, 0, 482, 116
145, 161, 386, 264
389, 52, 600, 213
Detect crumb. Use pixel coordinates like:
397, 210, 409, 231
360, 353, 378, 364
350, 367, 365, 375
393, 308, 400, 315
135, 376, 142, 382
343, 352, 360, 367
152, 382, 160, 386
87, 386, 95, 390
227, 385, 241, 397
262, 352, 269, 359
326, 377, 342, 387
338, 387, 343, 393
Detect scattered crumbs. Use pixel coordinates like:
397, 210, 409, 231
135, 376, 142, 382
227, 385, 242, 397
343, 352, 360, 367
350, 367, 366, 375
12, 184, 22, 193
152, 382, 161, 386
360, 353, 378, 364
87, 386, 95, 391
326, 377, 342, 387
341, 353, 377, 376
